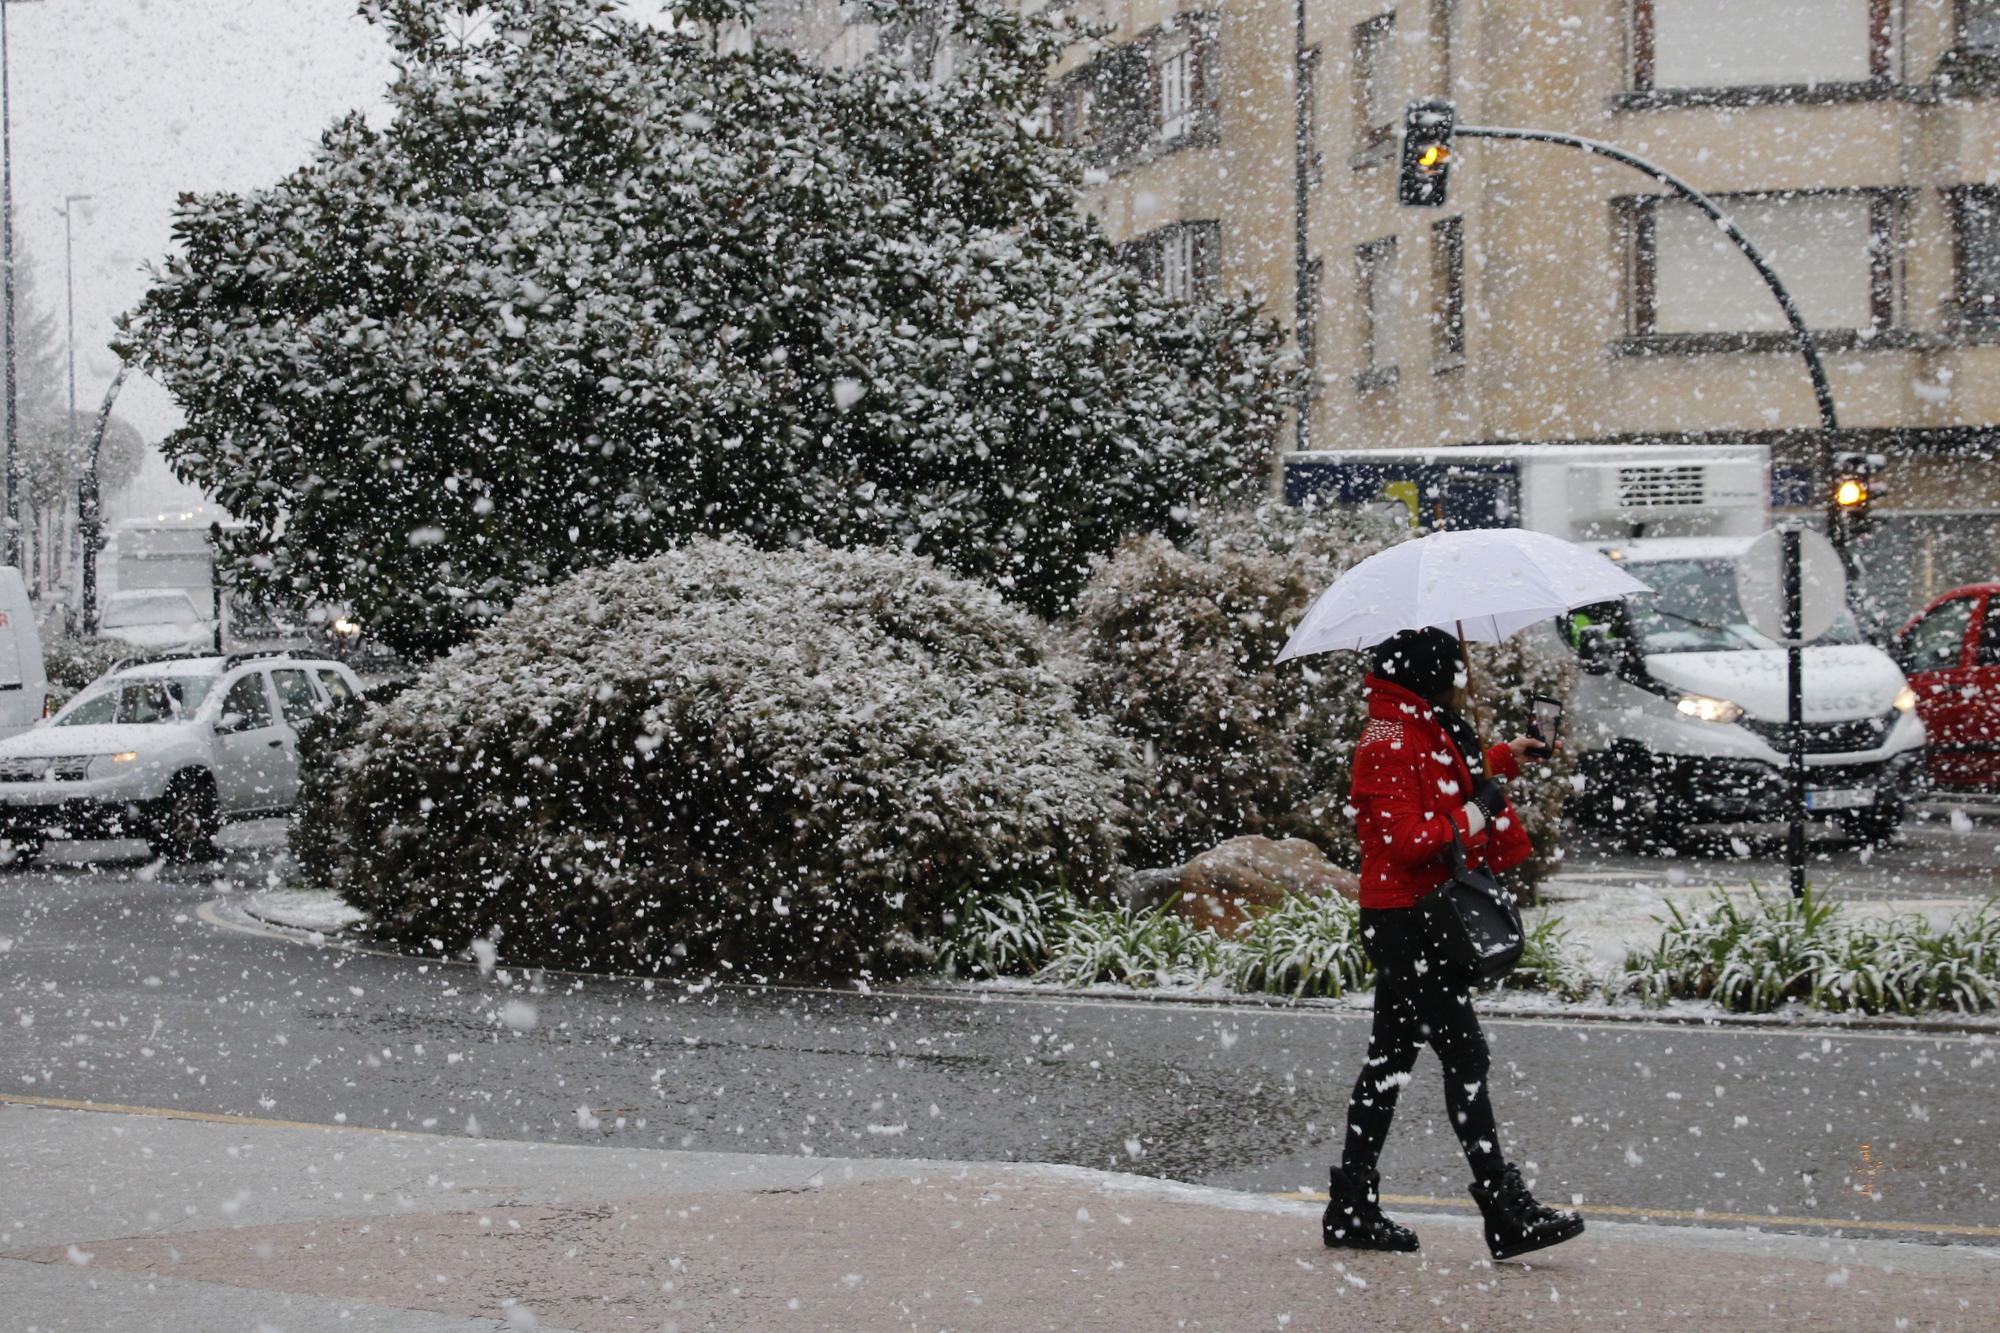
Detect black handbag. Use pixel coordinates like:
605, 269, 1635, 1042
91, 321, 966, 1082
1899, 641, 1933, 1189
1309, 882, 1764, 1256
1416, 830, 1525, 988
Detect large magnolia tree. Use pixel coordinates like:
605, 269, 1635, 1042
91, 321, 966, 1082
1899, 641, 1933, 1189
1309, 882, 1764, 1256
119, 0, 1291, 658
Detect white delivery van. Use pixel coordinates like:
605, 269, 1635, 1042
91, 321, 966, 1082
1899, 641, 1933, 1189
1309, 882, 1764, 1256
0, 567, 49, 742
1285, 444, 1926, 844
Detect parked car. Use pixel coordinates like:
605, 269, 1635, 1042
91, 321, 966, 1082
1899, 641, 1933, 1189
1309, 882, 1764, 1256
0, 566, 49, 743
98, 589, 215, 654
1893, 583, 2000, 793
0, 651, 364, 866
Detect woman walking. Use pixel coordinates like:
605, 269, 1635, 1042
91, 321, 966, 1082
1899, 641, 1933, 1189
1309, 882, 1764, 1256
1322, 626, 1585, 1261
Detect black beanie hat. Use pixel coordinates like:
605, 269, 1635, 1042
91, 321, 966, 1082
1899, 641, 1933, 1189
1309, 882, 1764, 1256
1371, 626, 1462, 699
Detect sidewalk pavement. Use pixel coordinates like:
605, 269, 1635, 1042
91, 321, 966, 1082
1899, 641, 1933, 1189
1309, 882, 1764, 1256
2, 1100, 1992, 1332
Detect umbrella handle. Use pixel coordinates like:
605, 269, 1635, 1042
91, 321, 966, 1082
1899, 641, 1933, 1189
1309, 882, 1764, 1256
1455, 620, 1488, 753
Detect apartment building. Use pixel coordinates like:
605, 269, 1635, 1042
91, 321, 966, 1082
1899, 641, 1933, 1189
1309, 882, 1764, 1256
766, 1, 2000, 614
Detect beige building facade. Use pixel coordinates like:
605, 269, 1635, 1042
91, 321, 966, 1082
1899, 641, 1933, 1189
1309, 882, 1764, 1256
767, 1, 2000, 615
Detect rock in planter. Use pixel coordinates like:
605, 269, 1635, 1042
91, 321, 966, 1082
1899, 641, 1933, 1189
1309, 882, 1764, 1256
1129, 836, 1360, 936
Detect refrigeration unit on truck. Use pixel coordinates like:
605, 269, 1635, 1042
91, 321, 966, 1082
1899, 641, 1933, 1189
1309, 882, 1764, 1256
1285, 444, 1927, 844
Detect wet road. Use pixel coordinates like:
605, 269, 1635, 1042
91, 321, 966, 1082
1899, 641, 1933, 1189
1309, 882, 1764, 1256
1556, 796, 2000, 903
2, 828, 1995, 1246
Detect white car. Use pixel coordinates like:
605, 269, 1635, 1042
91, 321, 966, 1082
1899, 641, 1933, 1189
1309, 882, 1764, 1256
98, 589, 215, 654
0, 652, 364, 866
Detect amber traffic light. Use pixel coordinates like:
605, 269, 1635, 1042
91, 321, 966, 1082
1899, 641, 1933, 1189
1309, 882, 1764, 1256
1399, 99, 1456, 207
1833, 477, 1868, 508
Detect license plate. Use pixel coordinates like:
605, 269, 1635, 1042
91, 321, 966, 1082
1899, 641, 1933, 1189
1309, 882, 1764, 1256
1805, 787, 1875, 812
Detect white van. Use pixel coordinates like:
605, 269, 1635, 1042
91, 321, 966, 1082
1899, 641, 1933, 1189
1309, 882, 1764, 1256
0, 568, 48, 742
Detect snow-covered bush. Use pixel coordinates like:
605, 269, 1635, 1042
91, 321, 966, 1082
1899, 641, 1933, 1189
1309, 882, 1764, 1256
1223, 892, 1373, 999
120, 0, 1290, 658
1034, 896, 1224, 990
303, 540, 1134, 977
938, 884, 1071, 980
1623, 888, 2000, 1015
39, 632, 126, 698
1495, 916, 1600, 1002
1069, 503, 1575, 883
291, 678, 414, 893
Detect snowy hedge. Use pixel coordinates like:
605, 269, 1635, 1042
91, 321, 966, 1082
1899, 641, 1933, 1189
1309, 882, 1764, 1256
299, 540, 1134, 977
120, 0, 1290, 658
1070, 504, 1576, 882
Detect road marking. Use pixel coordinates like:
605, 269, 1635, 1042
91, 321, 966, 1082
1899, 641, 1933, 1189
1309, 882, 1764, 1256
0, 1093, 425, 1139
1274, 1190, 2000, 1239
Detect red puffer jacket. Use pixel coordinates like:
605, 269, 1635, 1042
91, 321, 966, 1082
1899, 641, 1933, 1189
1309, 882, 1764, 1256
1349, 675, 1533, 910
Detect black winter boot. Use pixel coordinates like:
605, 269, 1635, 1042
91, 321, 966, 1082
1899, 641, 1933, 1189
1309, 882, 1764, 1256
1468, 1164, 1585, 1260
1323, 1166, 1419, 1252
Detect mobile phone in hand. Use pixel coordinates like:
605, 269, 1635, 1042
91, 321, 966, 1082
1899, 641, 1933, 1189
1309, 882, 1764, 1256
1529, 695, 1564, 749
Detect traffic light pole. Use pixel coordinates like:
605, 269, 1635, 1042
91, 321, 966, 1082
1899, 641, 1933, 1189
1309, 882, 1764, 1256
1453, 125, 1842, 539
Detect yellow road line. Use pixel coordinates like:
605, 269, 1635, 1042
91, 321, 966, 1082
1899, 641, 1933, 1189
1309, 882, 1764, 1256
0, 1093, 425, 1139
1273, 1190, 2000, 1239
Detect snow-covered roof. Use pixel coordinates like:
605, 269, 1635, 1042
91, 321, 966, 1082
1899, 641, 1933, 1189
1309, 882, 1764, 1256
1589, 535, 1762, 562
1286, 442, 1771, 466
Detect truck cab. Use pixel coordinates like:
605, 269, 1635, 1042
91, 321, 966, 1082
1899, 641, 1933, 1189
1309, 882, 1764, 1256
1285, 444, 1926, 845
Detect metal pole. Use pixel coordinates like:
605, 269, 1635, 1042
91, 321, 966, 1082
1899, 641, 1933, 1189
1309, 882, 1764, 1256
1783, 526, 1807, 899
1, 0, 18, 571
209, 521, 223, 653
60, 193, 87, 588
78, 360, 127, 635
1455, 125, 1841, 528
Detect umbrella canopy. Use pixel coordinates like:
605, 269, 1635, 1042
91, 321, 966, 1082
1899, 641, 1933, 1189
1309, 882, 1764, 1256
1276, 527, 1652, 663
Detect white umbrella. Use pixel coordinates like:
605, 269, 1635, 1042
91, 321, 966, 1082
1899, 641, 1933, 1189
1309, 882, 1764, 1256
1276, 528, 1651, 663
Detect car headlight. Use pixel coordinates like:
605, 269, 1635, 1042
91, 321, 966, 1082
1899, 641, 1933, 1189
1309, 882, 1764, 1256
1892, 684, 1918, 713
87, 751, 139, 779
1676, 693, 1745, 724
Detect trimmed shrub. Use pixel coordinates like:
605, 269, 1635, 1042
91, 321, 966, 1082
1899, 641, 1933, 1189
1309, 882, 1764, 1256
1069, 502, 1575, 882
301, 540, 1135, 978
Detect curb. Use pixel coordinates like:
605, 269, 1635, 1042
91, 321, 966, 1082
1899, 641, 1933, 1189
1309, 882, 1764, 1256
904, 980, 2000, 1037
221, 897, 2000, 1039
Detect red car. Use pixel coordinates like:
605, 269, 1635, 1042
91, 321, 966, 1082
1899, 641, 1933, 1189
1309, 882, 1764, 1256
1893, 583, 2000, 792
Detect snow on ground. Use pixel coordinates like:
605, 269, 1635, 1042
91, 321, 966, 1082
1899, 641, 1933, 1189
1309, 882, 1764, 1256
239, 887, 365, 934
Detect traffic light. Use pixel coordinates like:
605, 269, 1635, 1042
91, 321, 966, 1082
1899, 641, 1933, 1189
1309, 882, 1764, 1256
1399, 98, 1456, 207
1829, 450, 1883, 545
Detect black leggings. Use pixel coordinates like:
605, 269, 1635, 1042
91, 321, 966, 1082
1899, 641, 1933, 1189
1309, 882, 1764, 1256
1340, 907, 1508, 1188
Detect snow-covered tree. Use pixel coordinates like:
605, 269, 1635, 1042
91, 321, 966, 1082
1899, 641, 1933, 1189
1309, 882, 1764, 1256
119, 0, 1291, 658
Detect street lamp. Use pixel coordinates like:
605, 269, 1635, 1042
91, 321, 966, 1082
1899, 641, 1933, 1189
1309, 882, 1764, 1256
2, 0, 49, 573
56, 192, 90, 588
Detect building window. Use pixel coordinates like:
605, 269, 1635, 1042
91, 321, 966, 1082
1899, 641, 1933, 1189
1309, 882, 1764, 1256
1131, 221, 1220, 303
1356, 235, 1401, 389
1431, 0, 1458, 95
1430, 215, 1465, 370
1963, 0, 2000, 52
1353, 12, 1399, 160
1161, 226, 1198, 302
1158, 47, 1194, 141
1950, 187, 2000, 324
1631, 0, 1894, 91
1626, 191, 1899, 340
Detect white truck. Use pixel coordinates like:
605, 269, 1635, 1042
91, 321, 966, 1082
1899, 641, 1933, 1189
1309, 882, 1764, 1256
1284, 443, 1927, 845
